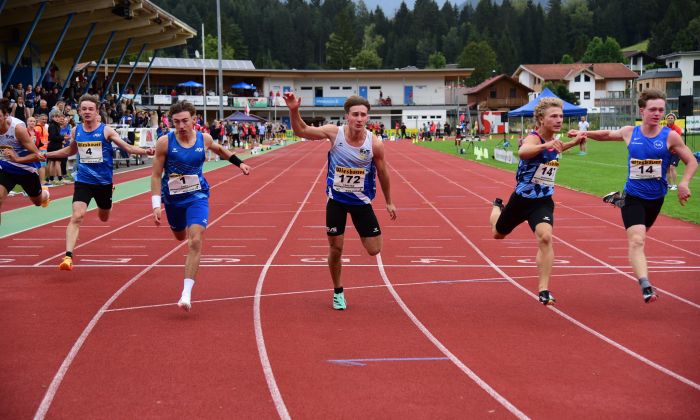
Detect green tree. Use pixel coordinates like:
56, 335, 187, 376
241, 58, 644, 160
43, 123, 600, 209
560, 54, 574, 64
427, 51, 447, 68
581, 36, 624, 63
325, 7, 358, 69
204, 34, 235, 60
441, 27, 462, 64
458, 40, 498, 86
350, 24, 384, 69
543, 81, 578, 105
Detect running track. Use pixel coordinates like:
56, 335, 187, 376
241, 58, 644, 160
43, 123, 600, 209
1, 140, 698, 419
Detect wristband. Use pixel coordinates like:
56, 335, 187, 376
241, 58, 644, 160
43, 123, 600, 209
228, 154, 243, 167
151, 195, 161, 209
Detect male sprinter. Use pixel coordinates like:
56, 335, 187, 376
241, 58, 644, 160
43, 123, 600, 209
490, 98, 585, 305
283, 92, 397, 310
568, 89, 697, 303
151, 101, 250, 312
0, 98, 50, 224
45, 94, 154, 270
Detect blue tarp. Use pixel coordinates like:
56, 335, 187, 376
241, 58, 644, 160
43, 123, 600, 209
178, 80, 203, 88
231, 82, 255, 90
224, 111, 266, 123
508, 87, 587, 118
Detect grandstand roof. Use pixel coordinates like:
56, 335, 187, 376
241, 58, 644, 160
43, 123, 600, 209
135, 58, 256, 71
0, 0, 196, 65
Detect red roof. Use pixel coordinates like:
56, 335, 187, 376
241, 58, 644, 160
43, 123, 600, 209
465, 74, 533, 94
518, 63, 638, 80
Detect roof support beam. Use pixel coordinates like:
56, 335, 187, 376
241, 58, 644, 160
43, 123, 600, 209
101, 38, 134, 101
83, 31, 116, 95
117, 43, 147, 102
3, 1, 45, 91
0, 0, 7, 15
36, 13, 75, 88
133, 49, 159, 99
59, 22, 96, 99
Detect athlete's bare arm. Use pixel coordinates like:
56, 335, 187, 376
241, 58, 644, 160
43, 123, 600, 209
568, 126, 633, 143
106, 126, 155, 156
204, 134, 251, 175
518, 134, 563, 160
3, 122, 43, 163
150, 135, 169, 225
283, 92, 339, 142
372, 135, 397, 220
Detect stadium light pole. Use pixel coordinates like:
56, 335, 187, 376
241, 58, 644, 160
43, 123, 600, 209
216, 0, 224, 120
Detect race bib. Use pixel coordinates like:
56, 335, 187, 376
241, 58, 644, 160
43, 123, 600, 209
77, 141, 103, 163
531, 161, 559, 186
629, 158, 662, 179
168, 174, 201, 195
333, 166, 366, 192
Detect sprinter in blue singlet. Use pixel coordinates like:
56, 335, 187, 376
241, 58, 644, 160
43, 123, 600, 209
150, 101, 250, 312
490, 97, 586, 306
567, 89, 697, 303
45, 94, 154, 271
284, 92, 397, 310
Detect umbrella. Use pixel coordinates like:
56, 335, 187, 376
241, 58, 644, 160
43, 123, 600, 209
231, 82, 256, 90
178, 81, 204, 88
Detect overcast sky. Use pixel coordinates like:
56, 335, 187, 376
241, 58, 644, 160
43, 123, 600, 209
358, 0, 455, 16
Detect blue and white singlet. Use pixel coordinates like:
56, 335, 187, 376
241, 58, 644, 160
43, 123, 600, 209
75, 123, 114, 185
624, 125, 672, 200
514, 131, 560, 199
161, 131, 209, 205
327, 127, 376, 205
0, 116, 39, 174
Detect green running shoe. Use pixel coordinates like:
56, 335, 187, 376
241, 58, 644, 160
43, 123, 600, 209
333, 292, 346, 310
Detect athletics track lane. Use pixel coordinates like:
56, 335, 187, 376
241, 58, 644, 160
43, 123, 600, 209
380, 141, 699, 417
0, 142, 316, 419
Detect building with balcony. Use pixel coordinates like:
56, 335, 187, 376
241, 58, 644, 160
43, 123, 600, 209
463, 74, 532, 112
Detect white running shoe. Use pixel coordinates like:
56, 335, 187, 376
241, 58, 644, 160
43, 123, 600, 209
177, 296, 191, 312
670, 184, 678, 190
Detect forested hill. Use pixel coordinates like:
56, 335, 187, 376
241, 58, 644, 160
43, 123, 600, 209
153, 0, 700, 76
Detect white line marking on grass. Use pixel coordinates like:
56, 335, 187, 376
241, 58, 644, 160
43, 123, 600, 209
376, 254, 529, 419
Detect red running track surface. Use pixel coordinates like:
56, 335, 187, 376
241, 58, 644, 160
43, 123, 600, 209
1, 140, 698, 419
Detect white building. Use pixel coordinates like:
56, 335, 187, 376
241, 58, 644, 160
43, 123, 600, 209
657, 51, 700, 96
512, 63, 638, 111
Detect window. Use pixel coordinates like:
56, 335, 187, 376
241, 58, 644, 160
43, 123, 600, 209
575, 75, 581, 82
509, 87, 516, 98
666, 81, 681, 98
330, 86, 340, 90
584, 74, 591, 82
693, 81, 700, 98
489, 89, 497, 98
342, 86, 352, 90
370, 86, 381, 90
300, 86, 312, 90
584, 91, 591, 100
694, 59, 700, 76
574, 92, 581, 100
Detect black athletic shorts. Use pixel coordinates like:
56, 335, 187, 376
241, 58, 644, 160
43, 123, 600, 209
669, 154, 680, 167
620, 192, 664, 229
73, 181, 114, 209
495, 192, 554, 235
0, 170, 42, 197
326, 198, 381, 237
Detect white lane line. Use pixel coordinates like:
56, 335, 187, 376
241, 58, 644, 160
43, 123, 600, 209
392, 155, 700, 390
221, 225, 277, 228
8, 245, 44, 248
390, 238, 452, 241
13, 238, 64, 241
376, 254, 529, 419
253, 161, 327, 420
32, 145, 303, 419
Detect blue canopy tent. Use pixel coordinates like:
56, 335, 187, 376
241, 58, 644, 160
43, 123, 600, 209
178, 81, 204, 88
231, 82, 256, 90
224, 111, 266, 123
508, 87, 587, 118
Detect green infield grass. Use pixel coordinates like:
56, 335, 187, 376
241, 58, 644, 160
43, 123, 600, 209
417, 136, 699, 224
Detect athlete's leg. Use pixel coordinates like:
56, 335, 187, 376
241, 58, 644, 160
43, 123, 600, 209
184, 224, 205, 280
490, 205, 506, 239
66, 201, 88, 253
626, 224, 648, 280
0, 184, 7, 224
328, 234, 344, 289
97, 208, 111, 222
534, 222, 554, 293
360, 235, 382, 256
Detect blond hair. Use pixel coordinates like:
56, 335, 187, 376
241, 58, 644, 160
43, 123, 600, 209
534, 97, 563, 123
